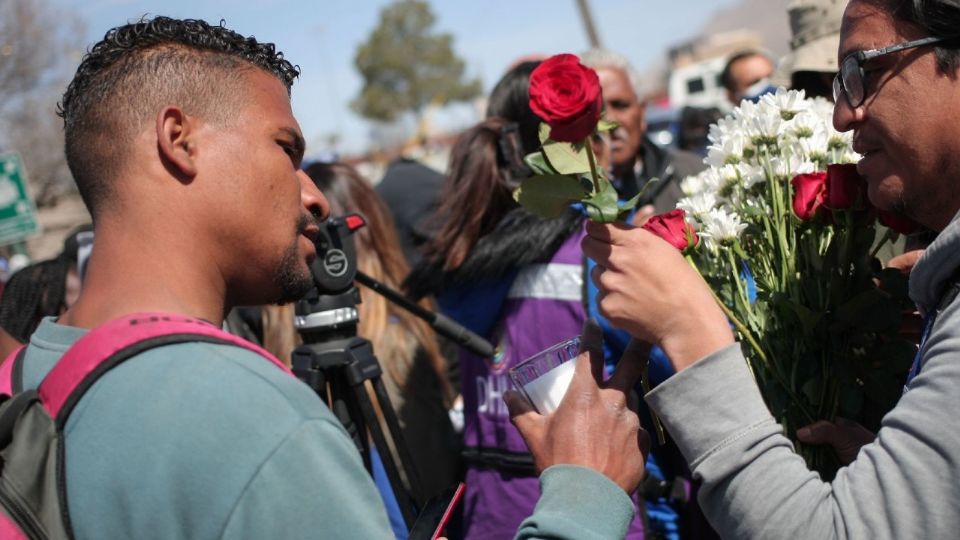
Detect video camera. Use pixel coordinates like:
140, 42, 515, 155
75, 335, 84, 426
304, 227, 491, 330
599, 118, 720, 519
297, 214, 494, 358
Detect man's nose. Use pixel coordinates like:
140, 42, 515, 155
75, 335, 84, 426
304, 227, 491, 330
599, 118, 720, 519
298, 169, 330, 221
832, 92, 864, 133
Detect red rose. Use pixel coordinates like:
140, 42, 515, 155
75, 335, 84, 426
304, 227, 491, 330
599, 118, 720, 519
824, 164, 864, 210
791, 172, 827, 220
878, 210, 920, 235
642, 209, 699, 250
528, 54, 602, 143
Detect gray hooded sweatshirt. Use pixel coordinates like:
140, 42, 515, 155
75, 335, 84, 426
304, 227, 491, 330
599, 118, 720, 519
645, 209, 960, 539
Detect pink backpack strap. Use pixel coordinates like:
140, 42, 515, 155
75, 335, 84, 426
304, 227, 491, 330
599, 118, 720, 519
38, 312, 292, 421
0, 345, 26, 396
0, 515, 28, 540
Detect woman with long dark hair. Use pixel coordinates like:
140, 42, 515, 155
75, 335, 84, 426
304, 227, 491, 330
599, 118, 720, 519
407, 61, 647, 539
259, 162, 460, 539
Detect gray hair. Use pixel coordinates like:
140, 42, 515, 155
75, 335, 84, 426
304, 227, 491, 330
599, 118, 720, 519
580, 48, 643, 98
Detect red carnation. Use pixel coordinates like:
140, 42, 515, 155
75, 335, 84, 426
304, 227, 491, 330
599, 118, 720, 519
792, 172, 827, 220
528, 54, 603, 143
642, 209, 699, 250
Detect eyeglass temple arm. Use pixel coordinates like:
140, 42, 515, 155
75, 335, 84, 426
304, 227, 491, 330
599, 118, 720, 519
862, 36, 946, 60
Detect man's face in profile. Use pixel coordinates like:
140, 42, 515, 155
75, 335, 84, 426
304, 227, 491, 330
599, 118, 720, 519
198, 69, 327, 305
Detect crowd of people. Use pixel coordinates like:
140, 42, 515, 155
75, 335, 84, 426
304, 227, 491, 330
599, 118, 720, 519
1, 0, 959, 538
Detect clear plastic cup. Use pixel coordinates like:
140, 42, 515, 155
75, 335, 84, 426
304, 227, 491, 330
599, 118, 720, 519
508, 336, 581, 414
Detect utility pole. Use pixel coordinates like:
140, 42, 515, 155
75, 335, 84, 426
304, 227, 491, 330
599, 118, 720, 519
575, 0, 602, 49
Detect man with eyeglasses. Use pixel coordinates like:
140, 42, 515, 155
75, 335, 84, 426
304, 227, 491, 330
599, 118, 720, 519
553, 1, 960, 537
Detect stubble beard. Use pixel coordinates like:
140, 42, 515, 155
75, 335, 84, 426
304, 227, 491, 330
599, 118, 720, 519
272, 214, 316, 304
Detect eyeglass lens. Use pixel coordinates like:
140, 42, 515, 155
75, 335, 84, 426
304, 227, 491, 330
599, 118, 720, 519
840, 56, 864, 107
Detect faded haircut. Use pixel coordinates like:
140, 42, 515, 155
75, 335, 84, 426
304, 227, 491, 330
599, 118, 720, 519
58, 16, 300, 216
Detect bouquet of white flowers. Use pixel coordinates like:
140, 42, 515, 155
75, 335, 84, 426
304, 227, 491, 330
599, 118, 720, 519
675, 89, 916, 478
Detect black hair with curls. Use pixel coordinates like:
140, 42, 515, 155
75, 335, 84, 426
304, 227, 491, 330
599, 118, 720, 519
58, 16, 300, 217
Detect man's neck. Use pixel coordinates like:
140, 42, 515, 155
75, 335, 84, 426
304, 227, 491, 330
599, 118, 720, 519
612, 155, 643, 182
59, 224, 228, 330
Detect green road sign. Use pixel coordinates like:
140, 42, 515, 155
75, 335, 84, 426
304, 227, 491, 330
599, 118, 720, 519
0, 154, 40, 246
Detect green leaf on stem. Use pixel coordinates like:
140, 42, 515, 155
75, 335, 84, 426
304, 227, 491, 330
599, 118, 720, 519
538, 122, 551, 145
538, 123, 592, 175
620, 192, 641, 212
597, 118, 618, 132
542, 139, 592, 176
513, 174, 588, 219
524, 151, 556, 175
582, 178, 622, 223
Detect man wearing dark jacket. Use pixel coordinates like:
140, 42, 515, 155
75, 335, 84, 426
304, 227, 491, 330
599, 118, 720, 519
581, 49, 705, 216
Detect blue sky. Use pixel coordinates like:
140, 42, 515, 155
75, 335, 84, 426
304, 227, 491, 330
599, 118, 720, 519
57, 0, 739, 156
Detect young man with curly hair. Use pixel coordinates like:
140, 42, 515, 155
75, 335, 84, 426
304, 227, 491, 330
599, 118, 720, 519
16, 16, 648, 539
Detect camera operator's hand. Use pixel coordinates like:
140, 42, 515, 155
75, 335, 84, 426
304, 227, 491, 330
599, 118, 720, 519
504, 320, 649, 494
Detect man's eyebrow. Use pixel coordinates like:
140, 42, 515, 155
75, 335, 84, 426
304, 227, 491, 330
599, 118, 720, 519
278, 127, 306, 160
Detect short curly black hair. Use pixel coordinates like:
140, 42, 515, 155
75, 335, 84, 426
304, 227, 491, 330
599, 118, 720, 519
58, 16, 300, 216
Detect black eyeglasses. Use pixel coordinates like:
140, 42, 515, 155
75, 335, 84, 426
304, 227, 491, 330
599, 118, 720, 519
832, 36, 946, 108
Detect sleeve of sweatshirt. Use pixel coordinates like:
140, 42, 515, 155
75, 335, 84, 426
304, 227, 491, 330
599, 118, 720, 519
514, 465, 635, 540
645, 323, 960, 539
219, 418, 394, 539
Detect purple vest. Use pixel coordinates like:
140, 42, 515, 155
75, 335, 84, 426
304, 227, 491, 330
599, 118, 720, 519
459, 226, 646, 538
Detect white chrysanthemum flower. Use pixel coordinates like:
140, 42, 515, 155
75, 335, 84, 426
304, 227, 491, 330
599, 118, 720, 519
747, 107, 787, 145
705, 133, 748, 168
677, 192, 718, 221
708, 115, 741, 145
827, 129, 854, 152
733, 99, 759, 122
680, 169, 715, 196
838, 150, 861, 164
771, 155, 816, 177
699, 168, 725, 194
809, 97, 837, 125
718, 164, 741, 184
785, 110, 822, 140
699, 207, 748, 244
760, 88, 809, 120
738, 163, 767, 190
796, 128, 830, 161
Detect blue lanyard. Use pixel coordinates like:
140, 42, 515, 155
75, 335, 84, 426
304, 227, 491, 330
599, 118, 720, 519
903, 273, 960, 392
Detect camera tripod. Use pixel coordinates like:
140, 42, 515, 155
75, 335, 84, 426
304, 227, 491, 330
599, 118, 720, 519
291, 215, 494, 532
292, 284, 424, 528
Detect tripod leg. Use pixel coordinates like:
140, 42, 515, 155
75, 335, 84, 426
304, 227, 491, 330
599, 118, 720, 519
370, 377, 425, 504
352, 381, 419, 530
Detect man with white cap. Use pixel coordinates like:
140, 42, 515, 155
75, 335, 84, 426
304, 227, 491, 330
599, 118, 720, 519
773, 0, 846, 99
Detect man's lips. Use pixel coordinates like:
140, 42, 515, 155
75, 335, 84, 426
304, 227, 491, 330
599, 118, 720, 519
852, 136, 879, 157
300, 220, 321, 260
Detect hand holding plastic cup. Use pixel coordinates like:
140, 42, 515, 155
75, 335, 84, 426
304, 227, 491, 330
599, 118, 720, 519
508, 337, 581, 415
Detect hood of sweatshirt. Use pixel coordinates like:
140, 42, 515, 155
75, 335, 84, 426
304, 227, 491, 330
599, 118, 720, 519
910, 208, 960, 314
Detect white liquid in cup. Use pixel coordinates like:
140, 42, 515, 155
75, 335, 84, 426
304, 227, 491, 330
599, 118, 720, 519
521, 357, 578, 414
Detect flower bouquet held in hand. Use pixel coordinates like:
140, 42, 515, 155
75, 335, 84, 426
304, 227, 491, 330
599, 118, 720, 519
664, 89, 915, 478
512, 53, 639, 223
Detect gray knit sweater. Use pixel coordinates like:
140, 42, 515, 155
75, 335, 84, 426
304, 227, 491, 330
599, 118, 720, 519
645, 210, 960, 539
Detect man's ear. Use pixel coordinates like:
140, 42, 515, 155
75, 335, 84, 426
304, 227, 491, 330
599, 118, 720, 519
156, 105, 198, 180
